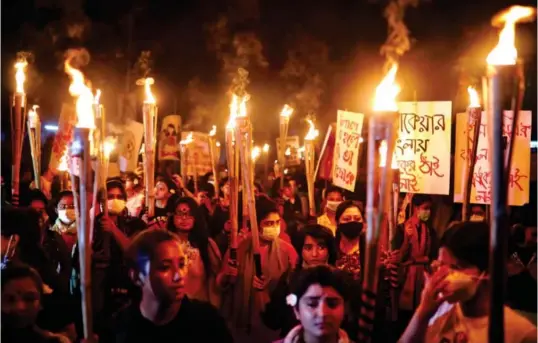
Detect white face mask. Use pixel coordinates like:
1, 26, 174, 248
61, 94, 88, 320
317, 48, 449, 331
443, 270, 486, 303
108, 199, 126, 215
261, 225, 280, 241
58, 209, 76, 224
326, 200, 342, 212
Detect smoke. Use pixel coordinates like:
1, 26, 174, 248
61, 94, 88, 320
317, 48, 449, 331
64, 48, 91, 69
206, 16, 267, 95
380, 0, 419, 70
133, 51, 153, 79
185, 77, 214, 130
280, 34, 329, 117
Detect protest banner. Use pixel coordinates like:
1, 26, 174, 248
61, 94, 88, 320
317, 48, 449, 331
181, 131, 212, 177
394, 101, 452, 195
275, 136, 301, 166
108, 120, 144, 173
332, 110, 364, 192
158, 115, 182, 160
453, 110, 531, 206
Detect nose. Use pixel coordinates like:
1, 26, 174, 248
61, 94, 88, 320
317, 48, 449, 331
13, 299, 27, 312
316, 301, 329, 317
312, 247, 319, 257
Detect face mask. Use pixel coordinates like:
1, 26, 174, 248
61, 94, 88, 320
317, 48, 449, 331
261, 225, 280, 241
326, 200, 342, 212
443, 270, 486, 303
58, 209, 76, 223
339, 222, 363, 238
469, 215, 485, 222
108, 199, 126, 214
418, 210, 431, 222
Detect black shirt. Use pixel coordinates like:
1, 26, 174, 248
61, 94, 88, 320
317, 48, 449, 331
116, 297, 234, 343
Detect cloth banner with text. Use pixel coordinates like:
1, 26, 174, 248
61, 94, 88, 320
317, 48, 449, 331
394, 101, 452, 195
158, 115, 182, 161
453, 110, 531, 206
332, 110, 364, 192
276, 136, 301, 166
181, 131, 212, 177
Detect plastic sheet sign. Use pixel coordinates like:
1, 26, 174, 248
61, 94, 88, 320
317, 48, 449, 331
332, 110, 364, 192
394, 101, 452, 195
181, 131, 212, 177
453, 111, 531, 206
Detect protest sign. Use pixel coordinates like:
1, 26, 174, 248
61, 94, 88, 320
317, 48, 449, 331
332, 110, 364, 192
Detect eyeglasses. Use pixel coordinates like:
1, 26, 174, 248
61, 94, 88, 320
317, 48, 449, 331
174, 212, 194, 219
58, 204, 75, 210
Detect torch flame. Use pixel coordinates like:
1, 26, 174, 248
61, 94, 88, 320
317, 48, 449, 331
280, 104, 294, 118
209, 125, 217, 137
103, 137, 117, 159
252, 146, 261, 162
180, 132, 194, 145
285, 147, 291, 156
57, 148, 69, 172
379, 140, 398, 169
487, 6, 536, 65
373, 64, 400, 112
65, 59, 95, 129
263, 143, 270, 153
305, 119, 319, 141
14, 60, 28, 94
94, 89, 102, 105
228, 94, 249, 128
142, 78, 156, 104
467, 87, 481, 108
28, 105, 40, 128
216, 141, 221, 147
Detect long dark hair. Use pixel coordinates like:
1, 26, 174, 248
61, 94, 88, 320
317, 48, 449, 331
295, 224, 337, 268
167, 197, 212, 276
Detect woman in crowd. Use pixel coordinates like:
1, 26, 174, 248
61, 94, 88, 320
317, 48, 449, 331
219, 195, 298, 341
142, 176, 177, 229
263, 224, 337, 337
167, 196, 222, 308
317, 186, 345, 236
50, 191, 78, 254
334, 200, 366, 281
125, 171, 145, 218
116, 229, 233, 342
275, 265, 352, 343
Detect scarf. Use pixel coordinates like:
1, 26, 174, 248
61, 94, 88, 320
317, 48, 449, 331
226, 237, 292, 331
282, 325, 350, 343
50, 218, 77, 235
399, 220, 431, 311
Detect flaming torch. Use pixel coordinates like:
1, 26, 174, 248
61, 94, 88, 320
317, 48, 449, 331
180, 132, 195, 192
208, 126, 219, 197
225, 105, 240, 264
65, 57, 95, 341
482, 6, 535, 342
27, 105, 42, 190
279, 104, 293, 188
11, 59, 28, 206
304, 120, 319, 217
233, 94, 263, 276
359, 64, 400, 342
262, 143, 270, 187
462, 87, 482, 221
137, 78, 158, 217
57, 148, 70, 190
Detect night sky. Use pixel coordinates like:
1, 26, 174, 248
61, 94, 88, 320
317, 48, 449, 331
1, 0, 537, 174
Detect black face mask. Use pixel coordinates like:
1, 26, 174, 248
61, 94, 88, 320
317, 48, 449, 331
339, 222, 363, 238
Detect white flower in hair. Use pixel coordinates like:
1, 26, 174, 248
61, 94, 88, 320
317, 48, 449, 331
286, 293, 297, 307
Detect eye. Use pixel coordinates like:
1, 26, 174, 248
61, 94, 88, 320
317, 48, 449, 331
326, 298, 342, 309
306, 300, 319, 308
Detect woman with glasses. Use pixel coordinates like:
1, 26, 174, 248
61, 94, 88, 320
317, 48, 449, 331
167, 197, 222, 308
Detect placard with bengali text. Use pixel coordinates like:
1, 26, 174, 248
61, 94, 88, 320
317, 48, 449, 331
332, 110, 364, 192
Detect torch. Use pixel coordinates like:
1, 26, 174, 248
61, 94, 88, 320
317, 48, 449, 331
27, 105, 42, 190
359, 64, 400, 342
226, 114, 240, 264
262, 143, 270, 188
92, 90, 106, 219
138, 78, 158, 217
304, 120, 319, 218
57, 148, 70, 190
462, 87, 482, 221
279, 105, 293, 189
208, 125, 219, 197
11, 59, 28, 207
180, 132, 194, 193
233, 94, 263, 276
65, 58, 96, 340
482, 6, 535, 343
251, 145, 261, 186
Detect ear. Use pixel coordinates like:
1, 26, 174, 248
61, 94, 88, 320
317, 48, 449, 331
293, 307, 300, 321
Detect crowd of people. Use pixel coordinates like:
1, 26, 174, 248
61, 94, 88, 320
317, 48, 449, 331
1, 169, 536, 343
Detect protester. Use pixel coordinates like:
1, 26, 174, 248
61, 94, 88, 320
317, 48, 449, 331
263, 224, 337, 337
167, 197, 222, 307
399, 221, 537, 343
142, 176, 176, 229
334, 200, 365, 281
125, 171, 145, 218
274, 265, 352, 343
50, 191, 78, 253
219, 195, 298, 341
317, 185, 345, 235
116, 229, 233, 342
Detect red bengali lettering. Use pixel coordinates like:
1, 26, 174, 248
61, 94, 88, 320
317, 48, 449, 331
418, 154, 444, 177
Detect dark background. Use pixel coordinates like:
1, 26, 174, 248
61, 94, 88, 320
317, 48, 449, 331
1, 0, 536, 212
